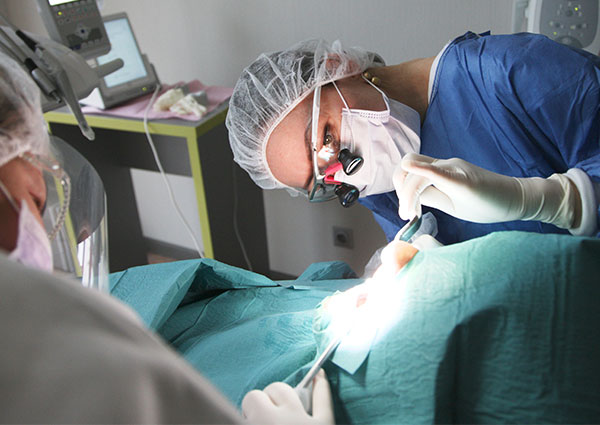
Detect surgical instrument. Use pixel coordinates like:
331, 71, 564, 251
394, 214, 423, 242
294, 332, 344, 413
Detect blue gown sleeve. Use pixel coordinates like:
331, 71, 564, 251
474, 34, 600, 234
472, 34, 600, 172
359, 193, 405, 241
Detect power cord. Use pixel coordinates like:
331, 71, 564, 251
144, 84, 254, 271
232, 162, 253, 271
143, 85, 204, 258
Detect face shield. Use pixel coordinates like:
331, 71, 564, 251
43, 136, 109, 291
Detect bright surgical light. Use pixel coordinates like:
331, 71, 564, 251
319, 272, 410, 355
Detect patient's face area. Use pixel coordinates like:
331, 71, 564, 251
321, 241, 418, 323
315, 241, 419, 356
265, 75, 387, 191
375, 240, 419, 279
0, 156, 46, 251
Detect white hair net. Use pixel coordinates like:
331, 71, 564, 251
226, 39, 384, 190
0, 51, 49, 168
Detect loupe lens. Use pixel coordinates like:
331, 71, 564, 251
338, 149, 363, 176
334, 183, 359, 207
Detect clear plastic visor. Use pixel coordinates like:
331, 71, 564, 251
45, 136, 109, 292
19, 151, 71, 241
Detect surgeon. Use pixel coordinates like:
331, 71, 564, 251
0, 51, 334, 424
226, 32, 600, 245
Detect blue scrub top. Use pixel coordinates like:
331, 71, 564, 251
360, 31, 600, 244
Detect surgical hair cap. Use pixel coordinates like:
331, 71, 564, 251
0, 51, 49, 168
226, 39, 384, 190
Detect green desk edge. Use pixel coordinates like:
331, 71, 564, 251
44, 107, 230, 260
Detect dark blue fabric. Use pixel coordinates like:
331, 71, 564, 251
361, 31, 600, 244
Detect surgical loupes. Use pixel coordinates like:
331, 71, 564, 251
323, 148, 363, 207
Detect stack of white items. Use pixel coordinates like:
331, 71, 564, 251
153, 84, 209, 117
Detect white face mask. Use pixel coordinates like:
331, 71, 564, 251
9, 200, 53, 272
333, 80, 421, 197
0, 179, 53, 272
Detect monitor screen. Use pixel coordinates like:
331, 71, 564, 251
96, 17, 147, 88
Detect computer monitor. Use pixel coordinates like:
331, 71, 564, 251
80, 12, 159, 109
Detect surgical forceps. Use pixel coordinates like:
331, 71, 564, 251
294, 333, 344, 413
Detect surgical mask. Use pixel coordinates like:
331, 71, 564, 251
332, 79, 421, 197
0, 179, 53, 272
9, 200, 53, 272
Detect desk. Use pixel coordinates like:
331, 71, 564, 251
44, 104, 269, 275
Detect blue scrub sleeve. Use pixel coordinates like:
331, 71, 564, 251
476, 34, 600, 235
359, 192, 407, 242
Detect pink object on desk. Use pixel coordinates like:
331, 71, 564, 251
81, 80, 233, 121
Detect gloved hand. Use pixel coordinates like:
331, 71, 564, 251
394, 153, 581, 229
242, 369, 335, 425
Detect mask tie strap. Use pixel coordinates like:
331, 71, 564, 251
361, 74, 391, 112
332, 80, 351, 111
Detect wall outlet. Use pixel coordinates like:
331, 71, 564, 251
333, 226, 354, 249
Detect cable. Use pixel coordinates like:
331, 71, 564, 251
143, 85, 204, 258
232, 162, 253, 271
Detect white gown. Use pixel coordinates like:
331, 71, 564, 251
0, 253, 243, 424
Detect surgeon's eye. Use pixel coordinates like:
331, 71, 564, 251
323, 125, 339, 151
34, 194, 46, 215
316, 125, 341, 175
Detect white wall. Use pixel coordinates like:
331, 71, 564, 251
5, 0, 514, 276
129, 168, 204, 252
